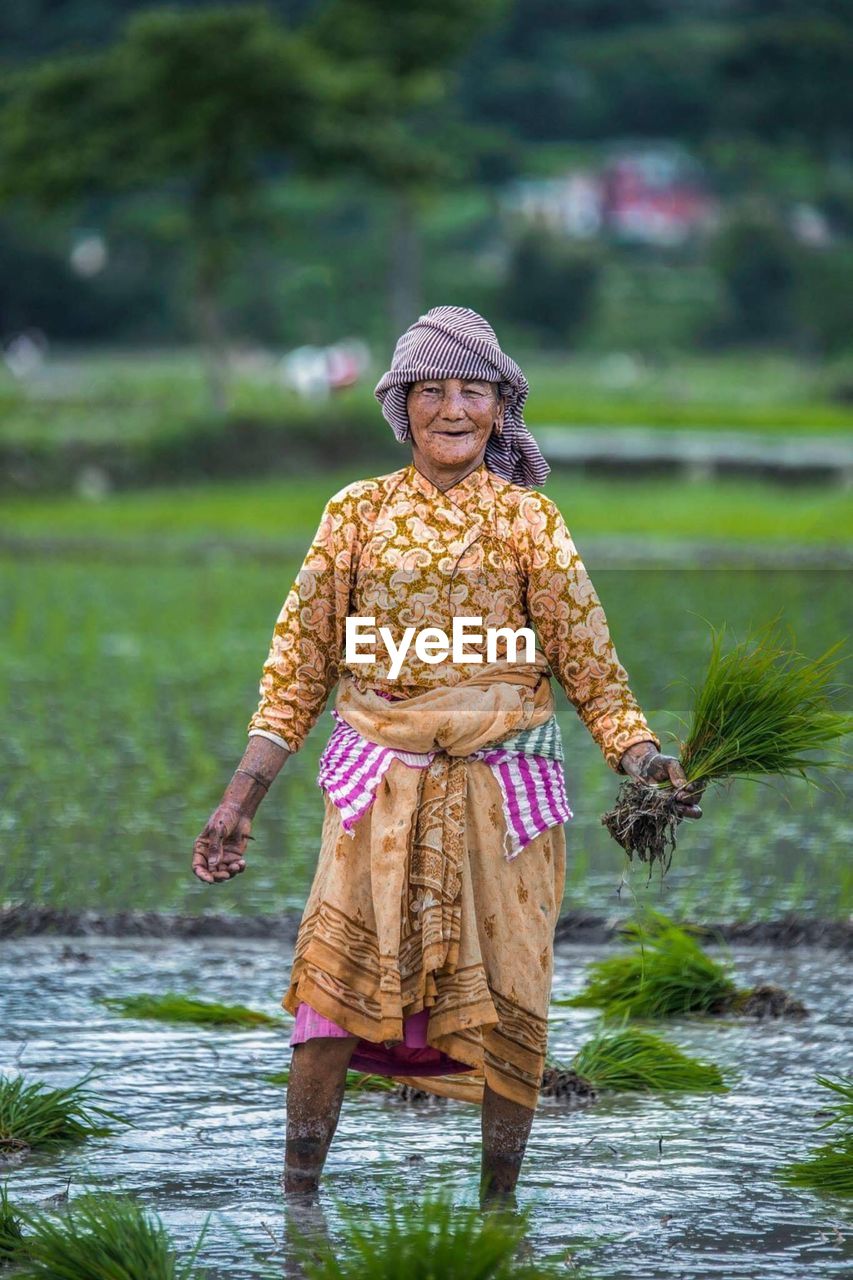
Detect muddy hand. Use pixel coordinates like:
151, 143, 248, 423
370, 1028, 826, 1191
192, 802, 251, 885
621, 744, 704, 820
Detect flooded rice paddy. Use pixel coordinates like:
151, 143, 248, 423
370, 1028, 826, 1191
1, 549, 851, 1274
1, 936, 851, 1279
1, 557, 850, 921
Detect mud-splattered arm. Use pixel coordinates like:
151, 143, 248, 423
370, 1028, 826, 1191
518, 493, 660, 772
247, 487, 360, 753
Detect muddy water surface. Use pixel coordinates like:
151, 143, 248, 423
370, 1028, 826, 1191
2, 937, 851, 1278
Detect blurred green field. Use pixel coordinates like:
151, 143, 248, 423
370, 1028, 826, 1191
4, 470, 851, 547
2, 348, 853, 448
1, 556, 849, 918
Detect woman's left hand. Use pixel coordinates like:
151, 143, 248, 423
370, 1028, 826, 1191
619, 742, 704, 819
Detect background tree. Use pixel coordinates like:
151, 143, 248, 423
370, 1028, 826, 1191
501, 230, 602, 345
308, 0, 508, 335
708, 207, 799, 346
0, 5, 333, 412
717, 8, 853, 158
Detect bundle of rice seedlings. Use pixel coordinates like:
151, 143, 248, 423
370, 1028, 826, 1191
777, 1074, 853, 1197
780, 1139, 853, 1197
554, 912, 740, 1020
0, 1071, 124, 1157
13, 1193, 208, 1279
602, 621, 851, 873
294, 1190, 567, 1280
558, 913, 807, 1021
100, 993, 282, 1028
347, 1072, 398, 1093
813, 1074, 853, 1134
570, 1025, 730, 1094
0, 1184, 25, 1263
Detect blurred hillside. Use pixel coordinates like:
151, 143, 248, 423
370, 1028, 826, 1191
1, 0, 852, 365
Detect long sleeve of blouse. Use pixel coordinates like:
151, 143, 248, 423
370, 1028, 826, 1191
247, 487, 357, 754
519, 492, 660, 772
247, 470, 660, 769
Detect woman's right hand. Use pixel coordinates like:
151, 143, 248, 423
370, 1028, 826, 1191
192, 801, 252, 885
192, 739, 288, 885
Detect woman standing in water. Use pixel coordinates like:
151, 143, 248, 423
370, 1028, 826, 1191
191, 306, 702, 1201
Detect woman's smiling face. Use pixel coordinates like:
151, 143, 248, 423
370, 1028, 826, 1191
406, 377, 503, 474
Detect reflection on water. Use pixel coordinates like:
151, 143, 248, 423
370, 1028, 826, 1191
0, 560, 850, 918
1, 938, 851, 1279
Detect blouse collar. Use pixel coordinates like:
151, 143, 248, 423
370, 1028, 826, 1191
406, 460, 492, 502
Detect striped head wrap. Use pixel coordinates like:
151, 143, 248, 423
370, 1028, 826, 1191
374, 305, 550, 488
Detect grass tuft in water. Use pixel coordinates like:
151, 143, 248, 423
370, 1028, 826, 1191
342, 1072, 398, 1093
554, 912, 740, 1019
777, 1074, 853, 1197
602, 620, 852, 873
570, 1025, 730, 1093
13, 1193, 208, 1279
295, 1190, 570, 1279
779, 1138, 853, 1197
100, 993, 282, 1027
0, 1184, 25, 1263
265, 1069, 401, 1092
813, 1074, 853, 1133
266, 1070, 290, 1085
0, 1071, 124, 1156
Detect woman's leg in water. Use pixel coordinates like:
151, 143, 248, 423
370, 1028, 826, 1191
285, 1040, 537, 1199
480, 1084, 536, 1202
284, 1035, 359, 1193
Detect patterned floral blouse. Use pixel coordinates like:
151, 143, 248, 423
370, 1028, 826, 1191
248, 460, 660, 771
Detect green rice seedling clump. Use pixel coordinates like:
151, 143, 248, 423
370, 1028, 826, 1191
0, 1184, 25, 1263
13, 1193, 208, 1279
265, 1069, 398, 1092
571, 1025, 730, 1093
344, 1072, 398, 1093
555, 912, 739, 1019
602, 621, 852, 873
100, 993, 282, 1027
265, 1070, 291, 1085
777, 1074, 853, 1197
779, 1136, 853, 1197
813, 1074, 853, 1135
296, 1190, 570, 1279
0, 1072, 124, 1156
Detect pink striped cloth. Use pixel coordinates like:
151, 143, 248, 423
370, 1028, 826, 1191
317, 704, 572, 861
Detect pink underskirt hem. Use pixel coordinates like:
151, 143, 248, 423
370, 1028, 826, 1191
289, 1001, 474, 1077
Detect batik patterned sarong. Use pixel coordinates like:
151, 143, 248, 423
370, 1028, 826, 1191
283, 657, 568, 1109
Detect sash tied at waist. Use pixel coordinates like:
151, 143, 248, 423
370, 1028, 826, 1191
329, 651, 556, 1041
